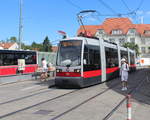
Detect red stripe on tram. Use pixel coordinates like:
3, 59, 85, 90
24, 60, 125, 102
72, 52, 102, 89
83, 70, 102, 78
106, 67, 119, 74
130, 64, 136, 67
56, 72, 81, 77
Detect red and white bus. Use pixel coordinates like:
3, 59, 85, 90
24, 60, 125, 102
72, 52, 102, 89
0, 50, 37, 76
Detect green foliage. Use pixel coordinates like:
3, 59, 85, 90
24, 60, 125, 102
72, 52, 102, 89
42, 36, 52, 52
0, 36, 18, 43
31, 42, 43, 51
9, 36, 18, 42
22, 44, 32, 50
0, 36, 53, 52
123, 42, 140, 56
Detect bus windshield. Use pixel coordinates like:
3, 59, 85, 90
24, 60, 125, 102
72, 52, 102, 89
57, 40, 82, 67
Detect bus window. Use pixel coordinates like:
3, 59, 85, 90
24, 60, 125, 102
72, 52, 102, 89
3, 53, 15, 65
0, 54, 3, 65
25, 53, 36, 64
83, 45, 101, 71
105, 47, 118, 68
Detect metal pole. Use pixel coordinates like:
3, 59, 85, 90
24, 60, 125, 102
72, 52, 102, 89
18, 0, 23, 50
77, 16, 87, 35
127, 94, 132, 120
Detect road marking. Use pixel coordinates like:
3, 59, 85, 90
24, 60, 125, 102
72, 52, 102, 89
21, 85, 40, 91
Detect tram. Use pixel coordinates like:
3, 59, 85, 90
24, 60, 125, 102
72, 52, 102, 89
0, 50, 37, 76
55, 37, 136, 88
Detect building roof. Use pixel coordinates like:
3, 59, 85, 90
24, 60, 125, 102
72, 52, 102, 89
77, 17, 150, 36
0, 43, 16, 49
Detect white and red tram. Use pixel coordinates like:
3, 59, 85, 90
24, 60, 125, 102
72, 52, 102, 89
55, 37, 136, 88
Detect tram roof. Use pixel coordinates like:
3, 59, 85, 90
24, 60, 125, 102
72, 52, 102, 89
61, 37, 98, 41
60, 37, 135, 53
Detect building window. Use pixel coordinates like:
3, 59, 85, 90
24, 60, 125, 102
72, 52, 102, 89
141, 47, 146, 53
144, 30, 150, 34
119, 38, 126, 45
128, 29, 136, 34
98, 29, 105, 34
141, 38, 146, 44
109, 38, 115, 43
130, 38, 135, 43
112, 29, 122, 35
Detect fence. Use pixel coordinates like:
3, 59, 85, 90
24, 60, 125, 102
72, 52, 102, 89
37, 52, 56, 66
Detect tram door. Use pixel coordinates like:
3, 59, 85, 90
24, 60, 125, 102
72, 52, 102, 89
83, 44, 101, 85
121, 50, 128, 62
105, 47, 119, 80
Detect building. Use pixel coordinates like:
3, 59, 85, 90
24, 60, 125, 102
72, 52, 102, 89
0, 42, 19, 50
77, 18, 150, 62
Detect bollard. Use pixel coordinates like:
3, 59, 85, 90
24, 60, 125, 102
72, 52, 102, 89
127, 94, 132, 120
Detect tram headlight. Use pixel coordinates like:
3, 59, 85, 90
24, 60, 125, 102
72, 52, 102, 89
74, 69, 80, 73
56, 69, 62, 72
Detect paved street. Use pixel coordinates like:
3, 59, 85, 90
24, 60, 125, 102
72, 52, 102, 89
0, 69, 149, 120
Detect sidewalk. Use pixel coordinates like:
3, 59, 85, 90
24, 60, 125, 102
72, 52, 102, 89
108, 69, 150, 120
0, 74, 55, 87
0, 74, 33, 84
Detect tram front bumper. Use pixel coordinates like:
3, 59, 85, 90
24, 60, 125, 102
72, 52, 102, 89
55, 77, 83, 88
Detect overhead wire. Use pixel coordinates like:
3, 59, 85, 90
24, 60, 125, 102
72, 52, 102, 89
120, 0, 131, 12
65, 0, 82, 10
64, 0, 145, 37
97, 0, 118, 15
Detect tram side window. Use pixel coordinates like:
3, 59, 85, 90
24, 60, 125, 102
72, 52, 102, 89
130, 53, 135, 65
105, 47, 118, 68
121, 50, 128, 62
83, 45, 101, 71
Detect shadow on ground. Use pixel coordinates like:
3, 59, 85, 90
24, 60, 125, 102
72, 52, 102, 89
106, 68, 150, 105
31, 77, 55, 87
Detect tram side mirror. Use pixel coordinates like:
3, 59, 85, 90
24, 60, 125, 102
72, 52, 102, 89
83, 59, 87, 64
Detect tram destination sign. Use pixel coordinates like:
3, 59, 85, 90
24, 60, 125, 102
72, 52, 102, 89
61, 41, 82, 47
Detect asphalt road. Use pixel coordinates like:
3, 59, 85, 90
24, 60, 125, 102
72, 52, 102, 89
0, 69, 149, 120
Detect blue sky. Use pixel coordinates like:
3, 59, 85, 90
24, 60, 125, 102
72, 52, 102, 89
0, 0, 149, 45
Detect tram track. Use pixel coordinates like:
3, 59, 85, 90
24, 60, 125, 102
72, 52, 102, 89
0, 81, 55, 106
0, 88, 79, 119
102, 70, 147, 120
0, 79, 119, 119
49, 82, 120, 120
48, 70, 145, 120
0, 70, 144, 120
0, 87, 55, 106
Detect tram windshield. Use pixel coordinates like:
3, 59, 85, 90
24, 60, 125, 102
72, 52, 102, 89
57, 40, 82, 67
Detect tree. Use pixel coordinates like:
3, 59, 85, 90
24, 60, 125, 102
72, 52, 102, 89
5, 36, 18, 43
10, 36, 18, 42
22, 44, 32, 50
123, 42, 140, 56
42, 36, 52, 52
